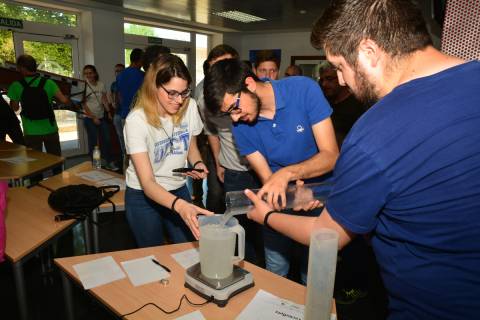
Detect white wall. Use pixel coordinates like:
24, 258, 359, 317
84, 8, 124, 88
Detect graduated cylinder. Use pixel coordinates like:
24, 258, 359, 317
304, 228, 338, 320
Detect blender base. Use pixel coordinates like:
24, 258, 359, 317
184, 263, 254, 307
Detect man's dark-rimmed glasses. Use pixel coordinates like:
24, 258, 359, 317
221, 91, 242, 116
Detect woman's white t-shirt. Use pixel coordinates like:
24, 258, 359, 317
124, 98, 203, 191
85, 81, 106, 118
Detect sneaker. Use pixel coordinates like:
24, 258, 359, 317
335, 288, 368, 305
105, 161, 119, 171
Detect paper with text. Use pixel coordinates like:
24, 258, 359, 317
73, 256, 126, 290
236, 289, 336, 320
121, 255, 170, 286
76, 170, 115, 182
171, 248, 199, 269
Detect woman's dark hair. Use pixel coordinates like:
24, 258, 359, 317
311, 0, 432, 66
204, 59, 258, 115
83, 65, 99, 81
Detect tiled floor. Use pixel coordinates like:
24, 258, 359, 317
0, 155, 388, 320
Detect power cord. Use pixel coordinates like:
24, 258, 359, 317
120, 294, 213, 319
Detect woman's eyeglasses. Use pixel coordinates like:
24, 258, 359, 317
160, 84, 191, 100
221, 91, 242, 116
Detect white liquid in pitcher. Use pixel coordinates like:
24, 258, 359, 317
199, 224, 236, 279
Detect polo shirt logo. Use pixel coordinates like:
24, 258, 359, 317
296, 125, 304, 133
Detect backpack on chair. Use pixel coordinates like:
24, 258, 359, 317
19, 76, 56, 125
47, 184, 120, 221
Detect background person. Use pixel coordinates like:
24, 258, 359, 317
253, 50, 280, 80
124, 54, 212, 247
284, 64, 303, 77
318, 61, 366, 147
244, 0, 480, 319
115, 49, 144, 169
82, 64, 117, 171
7, 54, 70, 178
0, 94, 24, 145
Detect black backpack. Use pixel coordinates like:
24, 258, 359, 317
47, 184, 120, 221
19, 76, 56, 125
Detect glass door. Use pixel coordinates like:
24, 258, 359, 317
13, 32, 86, 157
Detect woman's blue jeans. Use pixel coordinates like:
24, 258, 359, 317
84, 117, 113, 163
125, 185, 194, 247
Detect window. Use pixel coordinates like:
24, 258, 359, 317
0, 2, 77, 27
23, 40, 74, 77
195, 34, 208, 85
0, 29, 15, 65
124, 23, 190, 42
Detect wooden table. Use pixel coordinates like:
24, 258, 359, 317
0, 141, 26, 151
40, 161, 125, 252
4, 186, 86, 320
55, 242, 336, 320
0, 147, 64, 186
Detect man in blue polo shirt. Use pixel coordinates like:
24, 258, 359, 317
241, 0, 480, 319
115, 48, 144, 166
204, 59, 339, 283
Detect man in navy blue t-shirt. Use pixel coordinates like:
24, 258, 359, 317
203, 59, 339, 283
242, 1, 480, 319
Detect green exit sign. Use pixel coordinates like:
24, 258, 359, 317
147, 36, 163, 44
0, 17, 23, 29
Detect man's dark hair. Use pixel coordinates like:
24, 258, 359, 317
203, 44, 239, 75
16, 54, 37, 72
254, 50, 280, 69
130, 48, 143, 64
311, 0, 432, 66
142, 45, 171, 71
204, 59, 258, 115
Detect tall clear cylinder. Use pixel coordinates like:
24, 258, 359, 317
224, 182, 331, 216
304, 228, 338, 320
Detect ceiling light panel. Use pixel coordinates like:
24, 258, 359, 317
213, 10, 266, 23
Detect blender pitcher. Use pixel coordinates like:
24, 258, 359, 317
199, 214, 245, 279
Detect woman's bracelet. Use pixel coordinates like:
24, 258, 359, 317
192, 160, 203, 168
171, 196, 181, 214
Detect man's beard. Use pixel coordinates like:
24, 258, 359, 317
244, 91, 261, 123
352, 66, 379, 106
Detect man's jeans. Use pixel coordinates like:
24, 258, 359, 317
264, 207, 322, 284
125, 185, 194, 247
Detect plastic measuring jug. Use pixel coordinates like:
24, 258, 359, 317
199, 214, 245, 279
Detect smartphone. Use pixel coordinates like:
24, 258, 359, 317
172, 167, 204, 173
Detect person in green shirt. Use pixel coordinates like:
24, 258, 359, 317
7, 54, 70, 158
